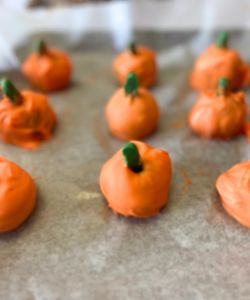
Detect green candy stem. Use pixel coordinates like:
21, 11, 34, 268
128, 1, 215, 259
122, 142, 142, 173
0, 79, 22, 105
216, 77, 229, 96
37, 40, 48, 55
124, 73, 138, 96
129, 41, 137, 54
216, 32, 228, 48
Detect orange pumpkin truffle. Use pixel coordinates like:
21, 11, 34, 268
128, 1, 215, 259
0, 79, 56, 149
188, 78, 247, 140
99, 141, 172, 218
22, 40, 71, 92
113, 42, 157, 87
0, 156, 36, 233
105, 73, 159, 140
216, 160, 250, 228
190, 32, 250, 92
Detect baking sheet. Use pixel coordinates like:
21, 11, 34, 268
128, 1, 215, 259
1, 31, 250, 300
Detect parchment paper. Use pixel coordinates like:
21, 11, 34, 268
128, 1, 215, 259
1, 31, 250, 300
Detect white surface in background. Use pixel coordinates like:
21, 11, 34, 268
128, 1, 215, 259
0, 0, 249, 69
0, 0, 30, 10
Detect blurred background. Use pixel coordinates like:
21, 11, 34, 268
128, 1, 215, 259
29, 0, 107, 6
0, 0, 249, 70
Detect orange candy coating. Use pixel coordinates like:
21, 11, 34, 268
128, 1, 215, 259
0, 90, 56, 149
190, 45, 250, 92
0, 157, 36, 233
216, 161, 250, 228
105, 87, 159, 140
188, 90, 247, 139
22, 49, 71, 92
99, 141, 172, 218
113, 46, 157, 88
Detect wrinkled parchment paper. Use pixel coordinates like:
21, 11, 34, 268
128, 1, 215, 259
0, 30, 250, 300
1, 1, 250, 300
